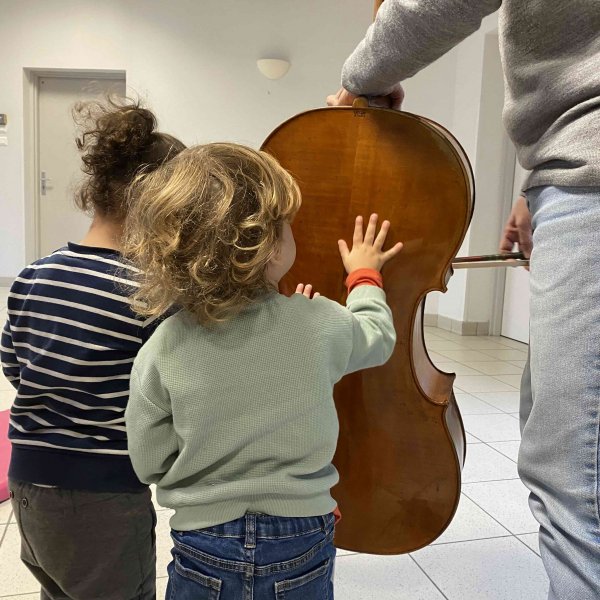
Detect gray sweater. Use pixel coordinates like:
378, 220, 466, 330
342, 0, 600, 190
125, 286, 395, 530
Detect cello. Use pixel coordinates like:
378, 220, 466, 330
262, 102, 472, 555
260, 1, 526, 556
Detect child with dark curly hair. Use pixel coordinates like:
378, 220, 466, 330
0, 98, 185, 600
123, 143, 403, 599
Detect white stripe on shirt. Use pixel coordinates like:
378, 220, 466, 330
19, 377, 128, 399
12, 341, 135, 367
14, 276, 136, 304
12, 403, 126, 428
9, 326, 113, 351
9, 437, 129, 456
17, 358, 131, 383
9, 293, 143, 327
10, 418, 113, 441
53, 250, 140, 273
8, 310, 142, 343
17, 390, 123, 412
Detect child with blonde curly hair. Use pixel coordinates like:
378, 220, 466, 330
124, 143, 403, 599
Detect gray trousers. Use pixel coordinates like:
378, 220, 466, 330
9, 480, 156, 600
519, 186, 600, 600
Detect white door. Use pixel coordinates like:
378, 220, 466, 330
500, 156, 530, 343
37, 75, 125, 257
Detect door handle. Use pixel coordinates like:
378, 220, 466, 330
40, 171, 53, 196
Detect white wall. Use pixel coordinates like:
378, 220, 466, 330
0, 1, 509, 331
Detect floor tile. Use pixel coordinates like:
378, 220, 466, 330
465, 361, 523, 376
156, 576, 169, 598
334, 553, 445, 599
509, 360, 527, 368
411, 537, 548, 600
492, 374, 522, 388
452, 339, 510, 351
0, 378, 16, 394
425, 340, 469, 351
426, 351, 451, 364
0, 500, 12, 525
471, 391, 520, 413
465, 432, 481, 444
427, 329, 465, 342
454, 375, 516, 393
462, 414, 521, 442
517, 533, 540, 556
156, 509, 173, 578
0, 524, 39, 595
498, 337, 529, 351
462, 444, 519, 483
479, 348, 528, 361
436, 362, 482, 376
462, 479, 538, 535
432, 495, 510, 545
0, 289, 9, 309
455, 393, 501, 415
488, 441, 520, 462
436, 349, 500, 362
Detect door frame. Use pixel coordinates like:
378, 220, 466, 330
489, 140, 519, 336
23, 68, 126, 263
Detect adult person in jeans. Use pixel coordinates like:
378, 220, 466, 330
327, 2, 600, 599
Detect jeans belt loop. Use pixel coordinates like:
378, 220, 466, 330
244, 513, 257, 549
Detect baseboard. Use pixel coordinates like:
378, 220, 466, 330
423, 313, 438, 327
427, 314, 489, 336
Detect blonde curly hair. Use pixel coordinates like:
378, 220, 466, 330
124, 143, 302, 324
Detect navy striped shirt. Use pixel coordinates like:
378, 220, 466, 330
0, 243, 159, 492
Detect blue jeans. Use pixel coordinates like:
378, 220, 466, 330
519, 186, 600, 600
166, 513, 336, 599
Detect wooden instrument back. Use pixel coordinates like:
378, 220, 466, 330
262, 105, 473, 554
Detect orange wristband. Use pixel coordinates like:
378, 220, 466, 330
345, 268, 383, 293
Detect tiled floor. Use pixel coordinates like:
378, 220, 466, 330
0, 287, 548, 599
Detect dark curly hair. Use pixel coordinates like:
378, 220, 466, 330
73, 97, 185, 220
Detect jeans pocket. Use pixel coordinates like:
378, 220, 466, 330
169, 554, 222, 600
274, 558, 333, 600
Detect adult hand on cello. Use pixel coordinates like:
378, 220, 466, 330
499, 195, 533, 268
338, 213, 404, 273
326, 85, 405, 110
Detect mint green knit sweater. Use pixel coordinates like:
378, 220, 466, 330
126, 286, 395, 530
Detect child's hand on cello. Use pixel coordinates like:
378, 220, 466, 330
338, 213, 403, 273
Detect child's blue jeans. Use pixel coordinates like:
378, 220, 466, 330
167, 512, 336, 599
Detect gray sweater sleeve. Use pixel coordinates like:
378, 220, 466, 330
342, 0, 501, 95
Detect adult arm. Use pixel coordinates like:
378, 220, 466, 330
342, 0, 502, 97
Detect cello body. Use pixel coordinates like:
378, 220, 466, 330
261, 105, 473, 554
